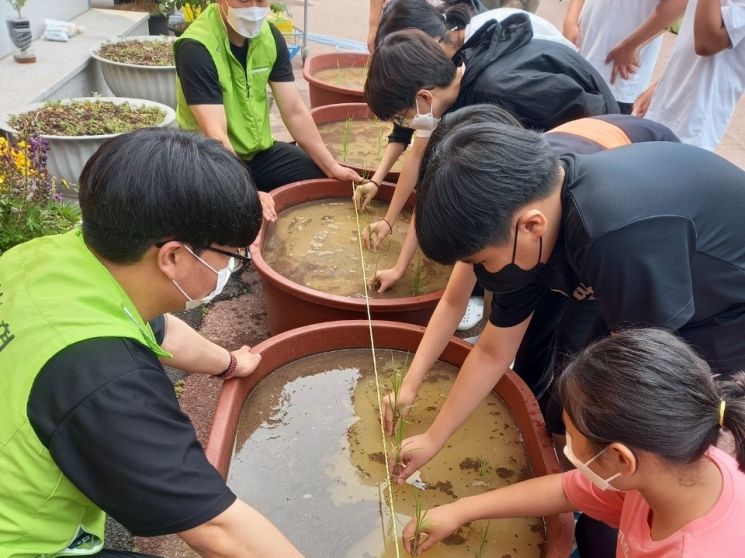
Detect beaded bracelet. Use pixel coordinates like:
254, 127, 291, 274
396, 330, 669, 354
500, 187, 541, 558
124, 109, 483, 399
215, 351, 238, 381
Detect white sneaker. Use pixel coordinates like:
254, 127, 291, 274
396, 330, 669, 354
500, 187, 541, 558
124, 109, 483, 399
457, 296, 484, 331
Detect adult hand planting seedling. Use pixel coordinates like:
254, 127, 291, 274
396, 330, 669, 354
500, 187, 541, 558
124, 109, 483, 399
258, 191, 277, 222
363, 219, 392, 251
401, 504, 459, 555
369, 266, 403, 293
353, 180, 379, 212
381, 386, 416, 436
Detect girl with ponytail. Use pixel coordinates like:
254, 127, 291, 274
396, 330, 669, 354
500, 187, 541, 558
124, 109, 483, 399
400, 328, 745, 556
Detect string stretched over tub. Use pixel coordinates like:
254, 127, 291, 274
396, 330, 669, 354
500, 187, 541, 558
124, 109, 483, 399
351, 183, 402, 558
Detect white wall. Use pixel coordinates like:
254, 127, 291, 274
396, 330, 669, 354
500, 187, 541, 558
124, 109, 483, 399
0, 0, 90, 59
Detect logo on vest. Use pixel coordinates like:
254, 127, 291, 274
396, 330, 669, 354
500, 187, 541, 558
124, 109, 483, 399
573, 283, 596, 301
0, 321, 13, 353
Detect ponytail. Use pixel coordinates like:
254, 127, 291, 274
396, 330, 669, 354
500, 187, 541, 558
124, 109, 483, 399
717, 372, 745, 472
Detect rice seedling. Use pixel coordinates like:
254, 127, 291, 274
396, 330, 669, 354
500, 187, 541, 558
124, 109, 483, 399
469, 523, 490, 558
410, 492, 432, 555
341, 116, 353, 162
477, 457, 491, 479
411, 254, 423, 296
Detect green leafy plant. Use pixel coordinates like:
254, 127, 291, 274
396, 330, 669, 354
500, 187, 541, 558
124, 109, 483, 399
469, 523, 490, 558
270, 1, 288, 15
410, 492, 432, 555
6, 0, 27, 18
0, 135, 80, 255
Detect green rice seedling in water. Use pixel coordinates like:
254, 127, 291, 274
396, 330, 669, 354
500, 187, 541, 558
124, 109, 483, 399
410, 492, 432, 555
389, 413, 407, 477
469, 523, 490, 558
477, 457, 491, 479
335, 60, 342, 85
388, 352, 411, 425
341, 117, 353, 162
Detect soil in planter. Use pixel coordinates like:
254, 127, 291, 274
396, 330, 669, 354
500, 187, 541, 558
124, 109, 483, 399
262, 199, 451, 298
312, 66, 368, 90
8, 100, 166, 137
97, 39, 174, 66
318, 118, 408, 174
229, 349, 545, 558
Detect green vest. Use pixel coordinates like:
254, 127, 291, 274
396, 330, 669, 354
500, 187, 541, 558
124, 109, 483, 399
175, 4, 277, 159
0, 230, 169, 558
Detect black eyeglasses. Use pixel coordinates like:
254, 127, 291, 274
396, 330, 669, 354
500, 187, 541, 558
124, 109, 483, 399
203, 246, 251, 272
155, 241, 251, 273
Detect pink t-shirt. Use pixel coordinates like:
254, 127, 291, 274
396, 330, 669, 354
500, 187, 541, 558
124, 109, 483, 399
562, 446, 745, 557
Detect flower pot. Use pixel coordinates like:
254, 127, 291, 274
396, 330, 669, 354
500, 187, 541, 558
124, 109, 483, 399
303, 52, 369, 108
148, 13, 168, 35
253, 178, 446, 334
91, 36, 177, 108
311, 102, 402, 183
0, 97, 176, 189
205, 320, 573, 557
6, 17, 35, 63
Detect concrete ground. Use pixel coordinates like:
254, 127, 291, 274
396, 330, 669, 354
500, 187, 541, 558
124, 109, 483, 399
102, 0, 744, 555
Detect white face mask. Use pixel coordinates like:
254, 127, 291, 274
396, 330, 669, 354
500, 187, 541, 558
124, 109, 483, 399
408, 96, 441, 137
563, 430, 623, 492
225, 5, 268, 39
172, 245, 233, 311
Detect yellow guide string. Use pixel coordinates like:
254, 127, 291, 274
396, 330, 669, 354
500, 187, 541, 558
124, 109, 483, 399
351, 185, 402, 558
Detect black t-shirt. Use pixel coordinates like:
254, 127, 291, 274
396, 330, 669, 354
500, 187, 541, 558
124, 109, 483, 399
483, 142, 745, 374
175, 23, 294, 105
27, 315, 236, 536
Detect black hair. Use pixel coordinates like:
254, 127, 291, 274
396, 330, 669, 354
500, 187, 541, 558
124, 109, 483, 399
365, 28, 457, 121
419, 103, 523, 183
78, 127, 262, 264
559, 328, 745, 472
376, 0, 477, 46
415, 122, 559, 265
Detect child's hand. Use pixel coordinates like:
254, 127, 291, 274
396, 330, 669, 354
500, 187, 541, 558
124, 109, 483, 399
389, 431, 441, 483
562, 21, 581, 48
606, 40, 640, 84
633, 82, 657, 117
353, 180, 379, 212
402, 504, 462, 555
371, 266, 403, 294
382, 383, 416, 435
363, 219, 392, 251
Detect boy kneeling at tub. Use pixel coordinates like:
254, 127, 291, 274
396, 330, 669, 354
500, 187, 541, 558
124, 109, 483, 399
402, 328, 745, 556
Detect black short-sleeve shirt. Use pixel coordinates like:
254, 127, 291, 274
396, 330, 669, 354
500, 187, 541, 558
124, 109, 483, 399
175, 23, 294, 105
26, 316, 236, 536
484, 142, 745, 374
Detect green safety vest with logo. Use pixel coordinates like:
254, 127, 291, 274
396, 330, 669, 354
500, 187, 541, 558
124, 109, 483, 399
0, 229, 170, 558
175, 3, 277, 159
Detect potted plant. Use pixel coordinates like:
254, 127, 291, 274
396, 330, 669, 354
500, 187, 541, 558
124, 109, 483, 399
268, 2, 293, 34
0, 134, 80, 255
5, 0, 35, 63
91, 36, 177, 108
163, 0, 213, 36
0, 97, 176, 189
111, 0, 168, 35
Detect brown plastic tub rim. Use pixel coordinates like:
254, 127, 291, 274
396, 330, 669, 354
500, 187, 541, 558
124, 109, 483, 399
303, 51, 370, 96
251, 178, 446, 313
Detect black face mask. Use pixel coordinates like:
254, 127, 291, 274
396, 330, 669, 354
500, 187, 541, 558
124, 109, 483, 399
473, 222, 545, 295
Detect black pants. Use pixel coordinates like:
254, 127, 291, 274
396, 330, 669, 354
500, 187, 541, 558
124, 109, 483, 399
512, 291, 602, 404
576, 514, 618, 558
618, 101, 634, 115
244, 141, 325, 191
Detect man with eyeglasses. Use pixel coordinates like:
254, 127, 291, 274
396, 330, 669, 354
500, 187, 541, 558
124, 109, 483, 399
0, 129, 303, 557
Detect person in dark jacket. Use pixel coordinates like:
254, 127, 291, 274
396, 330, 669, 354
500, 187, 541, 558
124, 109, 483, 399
359, 16, 619, 251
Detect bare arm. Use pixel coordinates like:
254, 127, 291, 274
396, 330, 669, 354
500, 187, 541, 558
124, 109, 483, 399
562, 0, 586, 47
373, 212, 423, 293
394, 316, 532, 481
364, 134, 428, 250
694, 0, 732, 55
368, 0, 386, 51
381, 262, 477, 432
270, 81, 361, 181
353, 140, 407, 211
402, 474, 575, 553
185, 104, 276, 220
179, 499, 303, 558
159, 315, 261, 378
605, 0, 688, 83
189, 104, 234, 154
